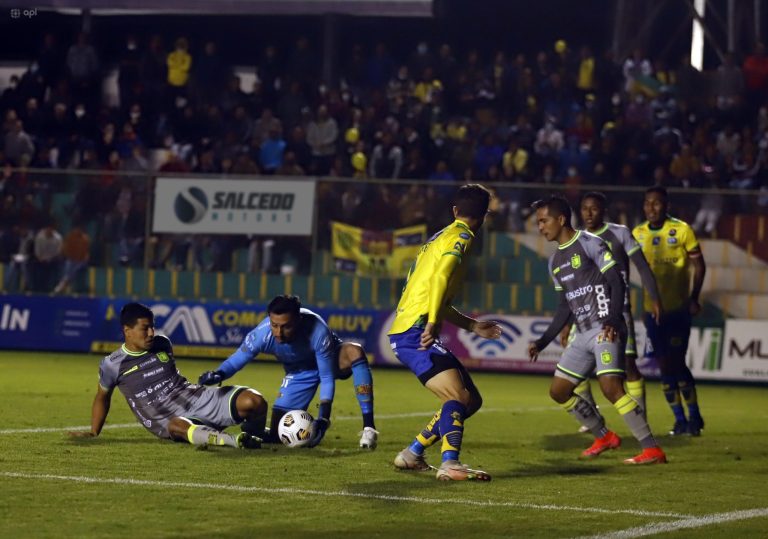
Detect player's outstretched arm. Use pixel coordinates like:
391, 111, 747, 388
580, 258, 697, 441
69, 385, 113, 438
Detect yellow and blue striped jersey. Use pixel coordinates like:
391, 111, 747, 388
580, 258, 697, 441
388, 219, 474, 335
632, 217, 700, 312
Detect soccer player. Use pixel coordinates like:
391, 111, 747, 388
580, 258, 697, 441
633, 186, 706, 436
562, 192, 663, 422
389, 184, 500, 481
70, 303, 267, 449
199, 295, 378, 449
528, 195, 666, 464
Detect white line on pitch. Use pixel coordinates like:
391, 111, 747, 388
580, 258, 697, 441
0, 471, 692, 519
0, 406, 559, 435
574, 507, 768, 538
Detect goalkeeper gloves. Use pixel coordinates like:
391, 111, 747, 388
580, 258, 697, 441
307, 418, 330, 448
198, 370, 224, 386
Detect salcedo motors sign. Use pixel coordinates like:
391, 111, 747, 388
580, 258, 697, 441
153, 177, 316, 235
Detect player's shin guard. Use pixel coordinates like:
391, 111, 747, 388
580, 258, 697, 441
660, 376, 687, 422
678, 368, 701, 419
409, 409, 441, 455
574, 379, 596, 408
351, 358, 375, 429
614, 394, 656, 448
187, 425, 238, 448
561, 394, 607, 437
626, 379, 647, 419
439, 400, 466, 463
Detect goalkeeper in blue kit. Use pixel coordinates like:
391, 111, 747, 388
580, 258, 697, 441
199, 295, 378, 449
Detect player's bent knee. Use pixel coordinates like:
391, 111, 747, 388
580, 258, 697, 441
167, 417, 192, 440
338, 342, 365, 370
237, 389, 268, 417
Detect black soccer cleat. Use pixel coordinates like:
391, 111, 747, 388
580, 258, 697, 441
669, 420, 689, 436
687, 415, 705, 436
236, 432, 263, 450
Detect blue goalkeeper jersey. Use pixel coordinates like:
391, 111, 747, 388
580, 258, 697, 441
216, 308, 338, 402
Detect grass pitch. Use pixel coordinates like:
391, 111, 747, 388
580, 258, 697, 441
1, 351, 767, 538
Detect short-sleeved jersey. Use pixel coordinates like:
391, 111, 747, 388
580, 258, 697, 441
99, 335, 202, 423
548, 230, 618, 332
388, 219, 474, 335
217, 308, 338, 402
591, 222, 642, 311
632, 217, 699, 312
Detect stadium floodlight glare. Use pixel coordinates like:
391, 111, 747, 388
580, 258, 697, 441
690, 0, 705, 71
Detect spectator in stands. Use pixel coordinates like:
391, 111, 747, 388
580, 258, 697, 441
743, 42, 768, 114
369, 131, 403, 179
53, 222, 90, 293
193, 40, 229, 106
4, 120, 35, 165
259, 127, 286, 174
307, 105, 339, 175
33, 222, 63, 292
117, 35, 142, 110
66, 32, 100, 108
167, 37, 192, 99
275, 151, 305, 176
285, 125, 312, 171
2, 223, 34, 292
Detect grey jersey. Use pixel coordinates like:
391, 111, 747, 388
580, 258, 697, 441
592, 222, 641, 311
548, 230, 618, 332
99, 336, 206, 426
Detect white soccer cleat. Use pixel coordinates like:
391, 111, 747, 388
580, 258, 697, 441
393, 447, 430, 471
435, 460, 491, 481
359, 427, 379, 449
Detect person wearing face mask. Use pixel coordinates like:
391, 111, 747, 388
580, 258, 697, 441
199, 295, 379, 450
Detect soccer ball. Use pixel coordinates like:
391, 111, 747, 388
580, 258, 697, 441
277, 409, 314, 448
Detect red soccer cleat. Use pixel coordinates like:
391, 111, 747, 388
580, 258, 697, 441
624, 446, 667, 465
580, 431, 621, 459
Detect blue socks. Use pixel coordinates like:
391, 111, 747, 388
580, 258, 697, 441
351, 358, 375, 429
439, 400, 466, 463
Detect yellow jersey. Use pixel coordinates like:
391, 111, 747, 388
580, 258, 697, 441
388, 219, 474, 335
632, 217, 700, 312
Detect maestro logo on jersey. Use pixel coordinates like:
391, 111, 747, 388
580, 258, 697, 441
174, 187, 208, 224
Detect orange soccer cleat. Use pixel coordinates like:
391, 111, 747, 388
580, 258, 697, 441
624, 446, 667, 465
580, 431, 622, 459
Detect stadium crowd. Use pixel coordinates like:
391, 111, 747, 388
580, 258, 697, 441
1, 30, 768, 291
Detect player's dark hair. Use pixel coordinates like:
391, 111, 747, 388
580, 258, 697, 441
645, 186, 668, 200
581, 191, 607, 208
268, 295, 301, 317
531, 195, 572, 224
453, 183, 491, 220
120, 302, 154, 328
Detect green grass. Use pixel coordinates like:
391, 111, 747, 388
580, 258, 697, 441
1, 351, 767, 538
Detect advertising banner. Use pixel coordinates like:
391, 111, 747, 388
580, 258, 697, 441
152, 177, 316, 235
2, 294, 763, 383
0, 295, 105, 352
93, 299, 381, 360
712, 320, 768, 382
331, 221, 426, 277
